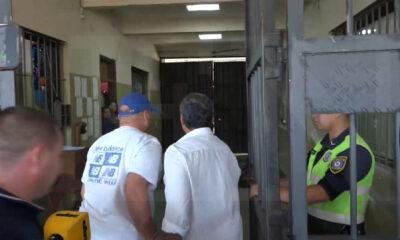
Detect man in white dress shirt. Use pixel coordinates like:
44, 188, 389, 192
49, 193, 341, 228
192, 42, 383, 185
80, 93, 162, 240
161, 93, 243, 240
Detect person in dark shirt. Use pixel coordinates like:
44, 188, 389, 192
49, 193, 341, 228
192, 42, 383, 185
0, 107, 63, 240
280, 113, 375, 235
102, 107, 117, 134
108, 102, 119, 127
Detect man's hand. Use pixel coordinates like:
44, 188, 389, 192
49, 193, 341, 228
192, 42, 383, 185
80, 184, 85, 200
279, 185, 330, 204
280, 187, 290, 203
250, 184, 259, 198
306, 185, 330, 204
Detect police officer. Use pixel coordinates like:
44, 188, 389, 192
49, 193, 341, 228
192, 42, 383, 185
280, 113, 375, 235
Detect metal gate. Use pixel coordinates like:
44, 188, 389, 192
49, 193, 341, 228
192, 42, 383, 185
246, 0, 400, 239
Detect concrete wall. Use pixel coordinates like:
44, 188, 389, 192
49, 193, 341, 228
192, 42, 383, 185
12, 0, 161, 144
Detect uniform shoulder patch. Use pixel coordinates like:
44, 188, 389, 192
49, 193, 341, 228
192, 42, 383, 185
329, 156, 348, 174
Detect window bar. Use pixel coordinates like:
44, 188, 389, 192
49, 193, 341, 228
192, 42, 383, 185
354, 16, 357, 34
386, 1, 390, 34
378, 4, 382, 34
395, 0, 400, 34
43, 38, 51, 113
21, 32, 26, 106
371, 9, 375, 34
37, 34, 42, 110
56, 43, 60, 99
29, 33, 34, 107
49, 41, 53, 100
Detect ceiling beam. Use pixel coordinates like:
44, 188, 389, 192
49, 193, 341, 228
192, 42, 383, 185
82, 0, 242, 8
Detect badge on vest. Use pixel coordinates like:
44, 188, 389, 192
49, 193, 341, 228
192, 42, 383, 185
329, 156, 348, 174
323, 151, 332, 162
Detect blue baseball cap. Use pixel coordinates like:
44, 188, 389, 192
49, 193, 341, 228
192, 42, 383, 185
118, 93, 160, 116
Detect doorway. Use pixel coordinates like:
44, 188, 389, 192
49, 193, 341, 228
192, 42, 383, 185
100, 55, 116, 108
160, 59, 247, 153
131, 66, 148, 96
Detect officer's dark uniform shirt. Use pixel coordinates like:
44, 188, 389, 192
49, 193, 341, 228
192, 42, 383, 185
0, 188, 43, 240
308, 129, 373, 200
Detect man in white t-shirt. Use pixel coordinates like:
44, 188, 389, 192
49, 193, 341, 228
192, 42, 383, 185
80, 93, 162, 240
161, 93, 243, 240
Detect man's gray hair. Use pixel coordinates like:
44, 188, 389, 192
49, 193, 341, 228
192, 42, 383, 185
0, 107, 61, 166
179, 93, 213, 129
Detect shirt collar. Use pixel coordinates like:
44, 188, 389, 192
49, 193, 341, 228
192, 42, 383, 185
180, 127, 213, 141
0, 188, 44, 211
321, 128, 350, 148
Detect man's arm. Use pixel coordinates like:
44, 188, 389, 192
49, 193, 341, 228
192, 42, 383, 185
125, 173, 157, 240
280, 185, 330, 204
162, 147, 191, 239
280, 178, 289, 188
80, 184, 85, 200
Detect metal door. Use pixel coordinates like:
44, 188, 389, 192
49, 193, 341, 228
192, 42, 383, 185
246, 0, 400, 239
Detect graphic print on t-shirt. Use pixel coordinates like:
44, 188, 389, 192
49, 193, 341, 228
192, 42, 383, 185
87, 146, 124, 186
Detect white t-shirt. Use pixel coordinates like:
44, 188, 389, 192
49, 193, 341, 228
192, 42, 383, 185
80, 126, 162, 240
162, 127, 243, 240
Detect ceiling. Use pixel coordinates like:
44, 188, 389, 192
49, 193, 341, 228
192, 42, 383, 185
82, 0, 313, 58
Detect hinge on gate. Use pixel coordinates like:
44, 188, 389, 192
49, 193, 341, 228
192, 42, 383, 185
263, 31, 286, 80
263, 32, 282, 47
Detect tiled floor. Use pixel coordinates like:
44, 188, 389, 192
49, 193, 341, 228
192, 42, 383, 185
37, 186, 251, 240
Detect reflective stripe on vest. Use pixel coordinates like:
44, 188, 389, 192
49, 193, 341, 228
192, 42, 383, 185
308, 171, 371, 195
307, 134, 375, 225
308, 205, 366, 225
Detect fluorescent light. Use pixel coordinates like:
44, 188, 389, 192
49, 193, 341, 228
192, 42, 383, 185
199, 34, 222, 40
162, 57, 246, 63
187, 4, 219, 11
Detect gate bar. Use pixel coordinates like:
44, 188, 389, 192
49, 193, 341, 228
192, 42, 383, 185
287, 0, 308, 239
349, 114, 358, 239
347, 0, 354, 36
396, 112, 400, 238
395, 0, 400, 237
346, 1, 358, 238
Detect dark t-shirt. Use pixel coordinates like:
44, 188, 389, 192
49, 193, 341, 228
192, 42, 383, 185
308, 129, 373, 200
102, 118, 117, 135
0, 188, 43, 240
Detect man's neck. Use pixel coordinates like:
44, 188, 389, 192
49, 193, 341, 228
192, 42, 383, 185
0, 179, 31, 201
328, 122, 349, 141
120, 123, 145, 132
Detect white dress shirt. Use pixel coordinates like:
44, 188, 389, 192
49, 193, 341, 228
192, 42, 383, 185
162, 127, 243, 240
